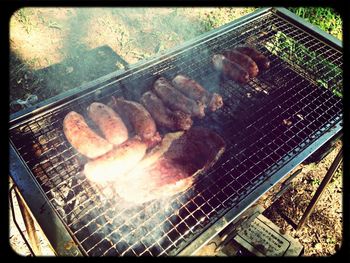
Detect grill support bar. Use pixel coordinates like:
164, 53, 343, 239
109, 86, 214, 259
296, 146, 343, 231
9, 185, 35, 256
14, 185, 42, 255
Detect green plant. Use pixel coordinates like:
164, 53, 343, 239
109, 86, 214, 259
311, 178, 321, 186
326, 237, 336, 244
289, 7, 342, 40
265, 30, 342, 97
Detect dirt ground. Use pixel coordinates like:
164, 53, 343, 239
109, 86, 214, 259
9, 8, 343, 256
260, 140, 343, 256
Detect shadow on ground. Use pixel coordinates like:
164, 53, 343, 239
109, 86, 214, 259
10, 45, 128, 114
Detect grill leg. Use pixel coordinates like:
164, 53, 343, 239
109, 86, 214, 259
296, 146, 343, 231
14, 188, 42, 255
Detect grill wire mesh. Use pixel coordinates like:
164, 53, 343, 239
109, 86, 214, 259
10, 11, 343, 256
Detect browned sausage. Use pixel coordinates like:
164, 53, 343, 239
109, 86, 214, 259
172, 75, 210, 105
87, 102, 128, 146
208, 93, 224, 112
234, 45, 270, 70
153, 77, 205, 118
223, 50, 259, 77
140, 91, 193, 131
108, 97, 161, 147
212, 54, 249, 84
84, 137, 147, 183
172, 110, 193, 131
63, 111, 113, 159
172, 74, 223, 112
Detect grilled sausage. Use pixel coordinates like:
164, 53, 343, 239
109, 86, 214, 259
172, 75, 209, 105
108, 97, 161, 147
234, 45, 270, 70
87, 102, 128, 146
172, 111, 193, 131
212, 54, 249, 84
63, 111, 113, 159
84, 137, 147, 183
140, 91, 193, 131
153, 77, 205, 118
223, 50, 259, 77
208, 93, 224, 112
172, 74, 223, 112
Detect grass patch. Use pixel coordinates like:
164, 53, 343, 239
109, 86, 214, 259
289, 7, 342, 40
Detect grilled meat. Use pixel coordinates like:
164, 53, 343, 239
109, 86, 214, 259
223, 50, 259, 77
63, 111, 113, 159
108, 97, 161, 148
84, 137, 147, 183
234, 45, 270, 70
172, 74, 223, 112
212, 54, 249, 83
140, 90, 193, 131
153, 77, 206, 118
87, 102, 128, 146
115, 127, 226, 204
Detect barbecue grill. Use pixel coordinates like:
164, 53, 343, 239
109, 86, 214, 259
9, 8, 343, 256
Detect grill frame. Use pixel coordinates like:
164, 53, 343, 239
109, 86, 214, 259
9, 7, 343, 256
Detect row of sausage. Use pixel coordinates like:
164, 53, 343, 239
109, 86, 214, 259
212, 45, 270, 83
63, 75, 223, 184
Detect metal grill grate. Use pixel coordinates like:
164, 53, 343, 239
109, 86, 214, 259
9, 10, 342, 256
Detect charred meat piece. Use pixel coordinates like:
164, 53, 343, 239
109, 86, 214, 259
212, 54, 249, 84
208, 93, 224, 112
153, 77, 206, 118
172, 74, 223, 112
171, 110, 193, 131
115, 127, 226, 204
234, 45, 270, 70
84, 137, 147, 184
223, 50, 259, 77
108, 97, 161, 147
87, 102, 128, 146
63, 111, 113, 159
140, 91, 193, 131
